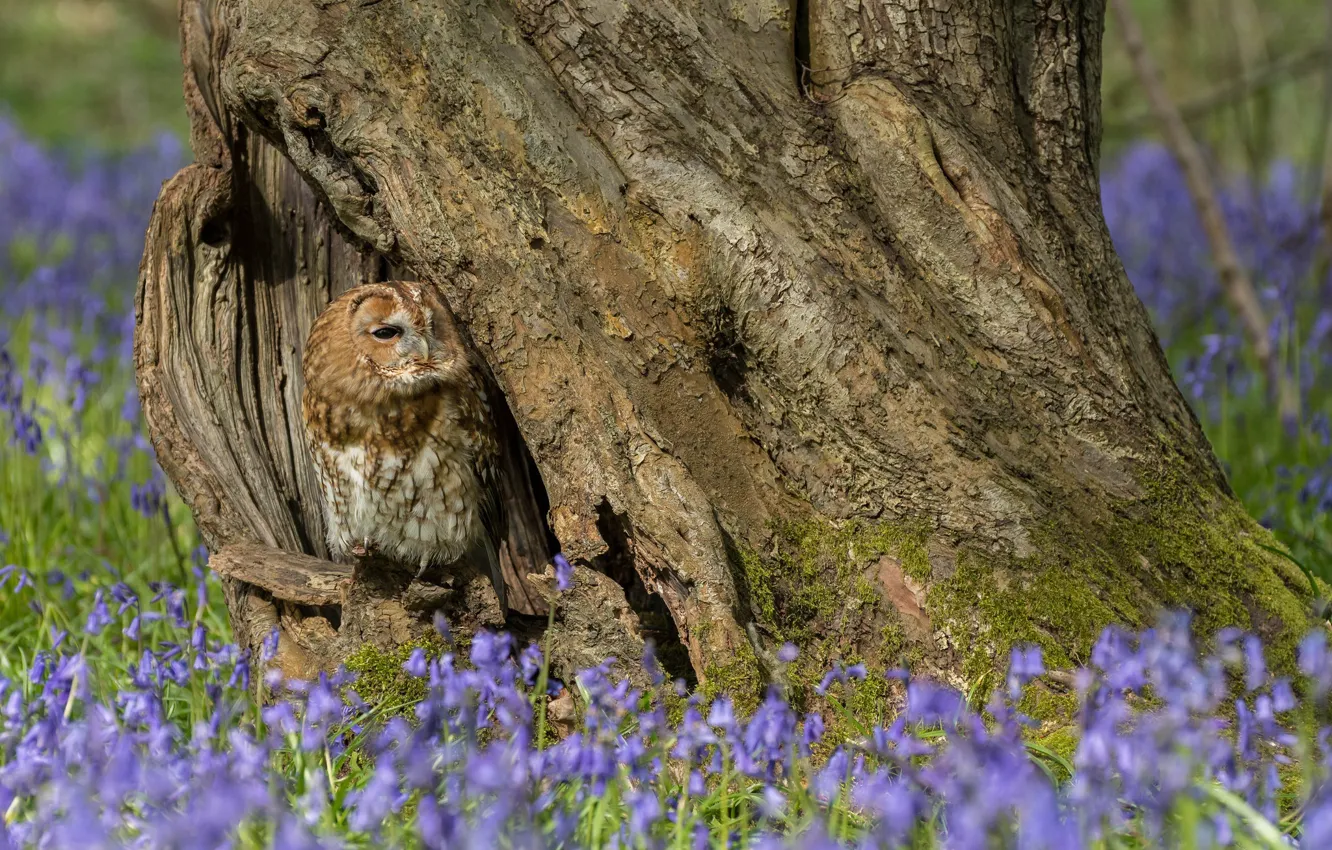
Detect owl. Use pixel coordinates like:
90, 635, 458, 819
300, 281, 521, 611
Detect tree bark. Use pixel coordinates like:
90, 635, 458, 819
138, 0, 1313, 703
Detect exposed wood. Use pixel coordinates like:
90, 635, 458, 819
134, 0, 571, 679
527, 564, 654, 690
210, 542, 351, 607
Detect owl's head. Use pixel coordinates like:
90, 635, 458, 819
304, 281, 472, 405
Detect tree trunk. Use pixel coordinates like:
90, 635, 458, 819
137, 0, 1312, 705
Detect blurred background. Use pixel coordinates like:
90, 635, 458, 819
0, 0, 185, 148
0, 0, 1329, 588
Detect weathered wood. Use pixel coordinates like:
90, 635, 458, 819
137, 0, 1313, 697
135, 0, 568, 679
210, 542, 351, 606
206, 540, 504, 680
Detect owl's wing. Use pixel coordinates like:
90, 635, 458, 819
489, 385, 554, 617
305, 431, 348, 562
475, 460, 508, 614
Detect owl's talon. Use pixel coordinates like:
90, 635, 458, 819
351, 537, 374, 558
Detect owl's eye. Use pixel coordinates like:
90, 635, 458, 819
370, 326, 402, 341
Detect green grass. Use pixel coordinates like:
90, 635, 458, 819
0, 323, 220, 712
0, 0, 186, 150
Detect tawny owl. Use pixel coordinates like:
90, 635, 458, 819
301, 281, 524, 611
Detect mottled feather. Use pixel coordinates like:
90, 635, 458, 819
300, 281, 511, 611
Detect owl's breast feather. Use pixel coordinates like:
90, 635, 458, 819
318, 431, 482, 565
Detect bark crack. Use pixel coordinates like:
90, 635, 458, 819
794, 0, 812, 98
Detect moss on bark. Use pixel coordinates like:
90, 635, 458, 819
717, 452, 1313, 726
339, 451, 1311, 738
701, 638, 766, 715
734, 516, 930, 645
928, 457, 1313, 684
709, 516, 934, 719
343, 632, 453, 710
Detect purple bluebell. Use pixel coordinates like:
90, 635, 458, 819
553, 553, 573, 592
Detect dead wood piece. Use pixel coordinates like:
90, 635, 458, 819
546, 688, 579, 740
208, 541, 507, 679
210, 542, 352, 607
335, 555, 506, 655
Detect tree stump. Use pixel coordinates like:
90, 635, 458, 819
136, 0, 1313, 702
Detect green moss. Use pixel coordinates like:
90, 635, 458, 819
880, 617, 910, 667
343, 632, 451, 711
737, 515, 931, 647
701, 638, 765, 715
720, 515, 932, 718
1027, 725, 1080, 783
1018, 684, 1080, 725
927, 552, 1121, 681
835, 669, 894, 742
1127, 480, 1310, 674
737, 543, 776, 626
662, 688, 688, 728
927, 452, 1313, 689
856, 520, 932, 582
789, 655, 902, 755
727, 447, 1310, 731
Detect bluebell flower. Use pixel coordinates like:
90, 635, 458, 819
404, 647, 430, 679
518, 644, 541, 686
815, 661, 867, 696
1242, 635, 1267, 692
688, 770, 706, 796
245, 626, 273, 667
1300, 631, 1332, 699
802, 712, 825, 751
641, 640, 666, 686
470, 630, 511, 670
82, 590, 112, 636
553, 553, 573, 592
707, 697, 736, 734
431, 610, 451, 641
1007, 645, 1045, 700
346, 755, 405, 834
626, 789, 662, 837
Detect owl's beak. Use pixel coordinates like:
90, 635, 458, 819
401, 335, 429, 364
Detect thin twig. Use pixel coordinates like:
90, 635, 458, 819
1110, 0, 1298, 419
1222, 0, 1272, 175
1318, 0, 1332, 265
1105, 46, 1328, 136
